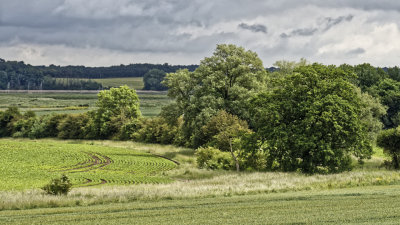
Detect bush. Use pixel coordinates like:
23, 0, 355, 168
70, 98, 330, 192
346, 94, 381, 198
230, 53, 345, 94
29, 114, 66, 139
377, 127, 400, 169
199, 110, 251, 151
132, 117, 179, 144
42, 174, 72, 195
195, 147, 233, 170
57, 113, 90, 139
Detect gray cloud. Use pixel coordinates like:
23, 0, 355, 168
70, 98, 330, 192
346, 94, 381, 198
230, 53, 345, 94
0, 0, 399, 66
281, 28, 318, 38
238, 23, 267, 33
347, 48, 366, 55
323, 14, 354, 31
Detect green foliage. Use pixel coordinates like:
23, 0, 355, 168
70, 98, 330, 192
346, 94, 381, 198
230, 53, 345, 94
143, 69, 167, 91
58, 113, 91, 139
377, 127, 400, 169
200, 110, 251, 151
368, 78, 400, 128
0, 107, 21, 137
42, 174, 72, 195
132, 117, 179, 144
250, 64, 373, 173
358, 90, 386, 141
94, 85, 141, 139
10, 111, 36, 138
29, 113, 66, 138
353, 63, 387, 91
163, 44, 267, 147
195, 146, 233, 170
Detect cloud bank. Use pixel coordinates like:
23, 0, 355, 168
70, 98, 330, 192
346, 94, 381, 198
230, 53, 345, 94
0, 0, 400, 66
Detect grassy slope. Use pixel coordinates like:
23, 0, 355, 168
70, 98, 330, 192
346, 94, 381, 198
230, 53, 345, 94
1, 185, 400, 225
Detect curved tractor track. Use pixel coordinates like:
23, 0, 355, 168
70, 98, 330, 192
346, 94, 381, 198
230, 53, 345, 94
57, 152, 112, 173
55, 151, 177, 187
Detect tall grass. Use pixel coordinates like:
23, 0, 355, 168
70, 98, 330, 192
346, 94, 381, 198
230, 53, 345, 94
1, 169, 400, 210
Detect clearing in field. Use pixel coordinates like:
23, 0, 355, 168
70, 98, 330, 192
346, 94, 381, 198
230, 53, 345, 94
0, 139, 177, 190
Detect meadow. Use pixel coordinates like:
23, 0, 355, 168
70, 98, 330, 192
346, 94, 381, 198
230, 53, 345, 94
0, 91, 171, 117
1, 185, 400, 224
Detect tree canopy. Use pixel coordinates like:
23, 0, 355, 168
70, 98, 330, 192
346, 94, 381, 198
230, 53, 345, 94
250, 64, 373, 173
163, 44, 267, 147
143, 69, 167, 91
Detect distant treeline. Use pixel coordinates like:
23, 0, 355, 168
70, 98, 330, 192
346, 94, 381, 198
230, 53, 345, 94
37, 63, 198, 79
0, 58, 198, 90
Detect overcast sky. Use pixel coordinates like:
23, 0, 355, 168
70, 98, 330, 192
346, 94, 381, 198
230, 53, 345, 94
1, 0, 400, 67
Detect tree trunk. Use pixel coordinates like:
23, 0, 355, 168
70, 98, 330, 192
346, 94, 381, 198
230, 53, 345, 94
229, 138, 240, 172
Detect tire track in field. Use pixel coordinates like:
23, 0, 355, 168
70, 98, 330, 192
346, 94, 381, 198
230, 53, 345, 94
57, 152, 112, 173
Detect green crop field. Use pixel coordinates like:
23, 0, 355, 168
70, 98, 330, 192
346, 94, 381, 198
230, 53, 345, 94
1, 185, 400, 224
92, 77, 144, 90
0, 92, 171, 117
0, 139, 177, 191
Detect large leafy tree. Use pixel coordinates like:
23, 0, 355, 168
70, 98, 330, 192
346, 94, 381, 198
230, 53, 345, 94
163, 44, 267, 147
93, 85, 141, 139
250, 64, 373, 174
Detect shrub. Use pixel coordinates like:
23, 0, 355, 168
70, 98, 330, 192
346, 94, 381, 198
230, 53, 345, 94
57, 113, 90, 139
132, 117, 179, 144
42, 174, 72, 195
195, 147, 233, 170
377, 127, 400, 169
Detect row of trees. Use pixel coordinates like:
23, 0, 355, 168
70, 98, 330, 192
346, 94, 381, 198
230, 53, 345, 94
0, 58, 197, 90
2, 44, 400, 173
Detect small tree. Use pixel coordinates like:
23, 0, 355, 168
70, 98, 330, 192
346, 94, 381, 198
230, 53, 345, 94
42, 174, 72, 195
377, 127, 400, 169
143, 69, 167, 91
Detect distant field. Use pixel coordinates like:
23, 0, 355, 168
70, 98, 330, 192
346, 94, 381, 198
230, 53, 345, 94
0, 91, 171, 117
92, 77, 144, 90
0, 139, 177, 190
54, 77, 144, 90
1, 185, 400, 224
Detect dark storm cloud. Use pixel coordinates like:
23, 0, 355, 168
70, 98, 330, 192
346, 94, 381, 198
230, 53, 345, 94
238, 23, 267, 33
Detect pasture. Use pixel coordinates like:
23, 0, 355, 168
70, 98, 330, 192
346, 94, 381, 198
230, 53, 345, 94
0, 91, 171, 117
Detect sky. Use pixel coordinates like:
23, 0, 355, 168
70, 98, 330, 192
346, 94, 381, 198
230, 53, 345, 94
0, 0, 400, 67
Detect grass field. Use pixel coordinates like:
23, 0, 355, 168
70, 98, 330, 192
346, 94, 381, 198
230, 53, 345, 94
1, 139, 400, 224
1, 185, 400, 224
0, 92, 171, 117
0, 139, 177, 191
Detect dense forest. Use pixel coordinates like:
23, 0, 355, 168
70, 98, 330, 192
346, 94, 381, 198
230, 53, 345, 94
0, 58, 197, 90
